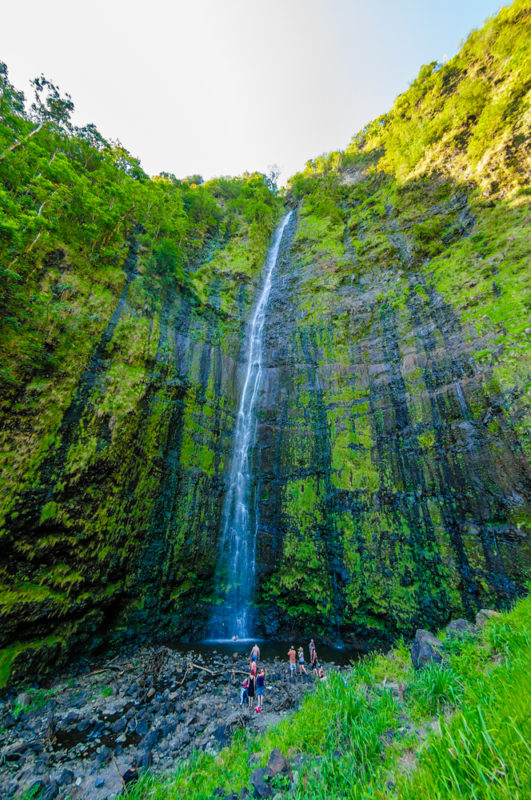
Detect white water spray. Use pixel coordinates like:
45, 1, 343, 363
211, 211, 292, 639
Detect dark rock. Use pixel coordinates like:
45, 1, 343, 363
267, 747, 291, 778
249, 767, 272, 799
446, 619, 476, 638
57, 768, 74, 786
95, 747, 112, 767
137, 748, 153, 770
76, 718, 93, 734
111, 716, 127, 734
95, 777, 105, 788
135, 718, 150, 738
139, 729, 161, 750
411, 630, 444, 670
42, 782, 59, 800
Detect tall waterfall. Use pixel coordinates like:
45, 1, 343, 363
211, 211, 292, 639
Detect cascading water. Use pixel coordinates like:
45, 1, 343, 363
210, 211, 292, 640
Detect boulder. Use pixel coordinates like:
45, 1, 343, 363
410, 629, 444, 670
446, 619, 476, 638
249, 767, 272, 799
475, 609, 501, 628
267, 747, 291, 778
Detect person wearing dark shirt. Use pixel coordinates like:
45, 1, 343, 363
256, 668, 265, 709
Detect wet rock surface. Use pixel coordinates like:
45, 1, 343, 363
0, 645, 344, 800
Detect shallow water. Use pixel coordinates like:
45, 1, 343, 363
173, 639, 362, 667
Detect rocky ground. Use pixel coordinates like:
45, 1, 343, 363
0, 646, 345, 800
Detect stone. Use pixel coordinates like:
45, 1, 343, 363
446, 619, 476, 638
95, 777, 105, 788
410, 629, 444, 670
249, 767, 272, 798
41, 783, 59, 800
267, 747, 291, 778
15, 692, 32, 709
476, 609, 501, 628
57, 768, 75, 786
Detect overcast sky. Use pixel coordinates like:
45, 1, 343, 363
2, 0, 505, 185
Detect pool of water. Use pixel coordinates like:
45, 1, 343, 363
172, 639, 362, 667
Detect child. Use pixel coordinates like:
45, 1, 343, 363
256, 668, 265, 709
240, 678, 249, 706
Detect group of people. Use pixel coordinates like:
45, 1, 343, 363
287, 638, 325, 680
240, 643, 265, 711
240, 640, 325, 712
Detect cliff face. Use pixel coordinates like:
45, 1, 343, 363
254, 183, 530, 645
1, 0, 530, 684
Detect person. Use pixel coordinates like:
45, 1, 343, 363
310, 641, 319, 673
288, 646, 297, 680
250, 658, 257, 679
250, 643, 260, 664
256, 668, 265, 709
317, 664, 326, 681
240, 678, 249, 706
309, 639, 316, 661
298, 646, 308, 677
247, 672, 255, 708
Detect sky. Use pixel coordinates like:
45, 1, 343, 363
1, 0, 506, 185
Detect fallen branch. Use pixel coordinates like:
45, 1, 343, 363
190, 662, 215, 675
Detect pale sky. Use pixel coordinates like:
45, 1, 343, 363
1, 0, 505, 185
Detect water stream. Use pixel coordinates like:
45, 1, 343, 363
210, 211, 292, 639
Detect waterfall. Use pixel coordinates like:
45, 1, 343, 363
210, 211, 292, 640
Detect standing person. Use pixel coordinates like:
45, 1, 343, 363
309, 639, 316, 662
248, 671, 255, 709
250, 657, 257, 680
250, 643, 260, 665
240, 678, 249, 706
256, 668, 265, 709
288, 646, 297, 681
310, 641, 319, 673
298, 646, 308, 677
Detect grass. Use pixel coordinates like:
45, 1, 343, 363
119, 594, 531, 800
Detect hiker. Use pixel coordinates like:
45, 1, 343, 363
288, 645, 297, 680
298, 646, 308, 676
317, 664, 326, 681
240, 678, 249, 706
250, 657, 257, 679
309, 638, 316, 662
250, 643, 260, 665
310, 641, 319, 672
256, 668, 265, 709
248, 672, 255, 708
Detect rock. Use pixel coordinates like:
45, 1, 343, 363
57, 768, 75, 786
135, 718, 150, 737
410, 629, 444, 670
267, 747, 291, 778
247, 752, 263, 767
15, 692, 32, 709
42, 783, 59, 800
111, 716, 127, 734
446, 619, 476, 638
95, 777, 105, 788
475, 609, 501, 628
249, 767, 272, 798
